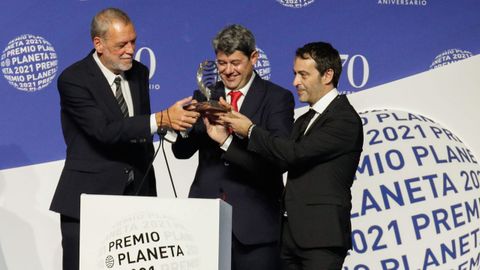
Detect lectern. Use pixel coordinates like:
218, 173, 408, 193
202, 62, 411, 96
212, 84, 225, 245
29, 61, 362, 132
80, 194, 232, 270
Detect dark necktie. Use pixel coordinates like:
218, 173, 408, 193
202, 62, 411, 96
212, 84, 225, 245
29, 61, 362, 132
296, 109, 316, 139
114, 76, 129, 118
228, 90, 243, 112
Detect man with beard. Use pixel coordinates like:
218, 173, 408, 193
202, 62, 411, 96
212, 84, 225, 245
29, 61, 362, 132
50, 8, 199, 270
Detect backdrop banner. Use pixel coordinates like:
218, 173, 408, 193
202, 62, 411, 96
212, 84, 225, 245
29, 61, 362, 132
0, 1, 479, 270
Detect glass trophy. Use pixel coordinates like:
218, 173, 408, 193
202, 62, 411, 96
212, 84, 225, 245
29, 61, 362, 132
192, 60, 228, 113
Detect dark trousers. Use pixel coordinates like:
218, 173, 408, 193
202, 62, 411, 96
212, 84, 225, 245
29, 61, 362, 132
60, 215, 80, 270
232, 234, 281, 270
281, 218, 347, 270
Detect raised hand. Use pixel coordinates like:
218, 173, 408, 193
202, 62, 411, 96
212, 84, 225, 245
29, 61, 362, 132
220, 110, 253, 137
156, 96, 200, 131
203, 115, 230, 145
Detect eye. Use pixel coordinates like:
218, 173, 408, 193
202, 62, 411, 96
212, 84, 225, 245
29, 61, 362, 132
115, 43, 127, 49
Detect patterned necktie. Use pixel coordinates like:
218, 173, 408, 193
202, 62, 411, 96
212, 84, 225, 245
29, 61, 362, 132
228, 91, 243, 112
296, 109, 316, 139
114, 76, 129, 118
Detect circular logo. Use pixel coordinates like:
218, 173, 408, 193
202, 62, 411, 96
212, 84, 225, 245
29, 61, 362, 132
344, 109, 480, 269
430, 48, 473, 70
1, 34, 58, 92
277, 0, 315, 8
254, 47, 271, 80
105, 255, 114, 268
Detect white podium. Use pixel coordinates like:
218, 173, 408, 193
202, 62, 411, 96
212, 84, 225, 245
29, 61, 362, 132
80, 194, 232, 270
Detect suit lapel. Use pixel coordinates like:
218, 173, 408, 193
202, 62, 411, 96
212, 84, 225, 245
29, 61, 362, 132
212, 75, 265, 119
291, 112, 308, 139
85, 53, 123, 118
239, 75, 265, 118
300, 95, 345, 137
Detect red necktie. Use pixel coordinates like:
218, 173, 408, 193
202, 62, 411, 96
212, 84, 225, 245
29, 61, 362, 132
228, 91, 243, 112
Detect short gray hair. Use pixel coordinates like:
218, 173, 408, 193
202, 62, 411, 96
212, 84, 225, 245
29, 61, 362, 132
212, 24, 256, 57
90, 7, 132, 40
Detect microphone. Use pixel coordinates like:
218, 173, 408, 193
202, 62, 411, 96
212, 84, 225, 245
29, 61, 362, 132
158, 126, 168, 137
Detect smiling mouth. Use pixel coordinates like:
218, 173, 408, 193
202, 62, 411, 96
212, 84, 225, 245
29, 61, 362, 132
223, 75, 238, 81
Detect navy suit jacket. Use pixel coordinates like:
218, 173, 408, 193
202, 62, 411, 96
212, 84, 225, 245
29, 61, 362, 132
248, 95, 363, 249
172, 75, 294, 245
50, 51, 156, 219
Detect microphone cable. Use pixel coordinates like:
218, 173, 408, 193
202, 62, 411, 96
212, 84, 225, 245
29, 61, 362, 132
134, 134, 161, 196
161, 133, 177, 198
135, 110, 178, 198
163, 108, 178, 198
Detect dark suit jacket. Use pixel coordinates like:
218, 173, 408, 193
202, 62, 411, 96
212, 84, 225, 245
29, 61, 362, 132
248, 95, 363, 249
172, 75, 294, 245
50, 51, 156, 219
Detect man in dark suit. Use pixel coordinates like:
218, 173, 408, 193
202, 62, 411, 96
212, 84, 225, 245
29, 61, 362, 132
49, 8, 199, 270
216, 42, 364, 270
172, 24, 294, 270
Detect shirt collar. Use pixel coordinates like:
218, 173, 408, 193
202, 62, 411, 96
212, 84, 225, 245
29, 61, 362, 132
93, 51, 124, 86
225, 72, 256, 96
310, 88, 339, 114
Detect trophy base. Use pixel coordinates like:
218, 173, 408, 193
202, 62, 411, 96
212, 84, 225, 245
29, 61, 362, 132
191, 100, 228, 113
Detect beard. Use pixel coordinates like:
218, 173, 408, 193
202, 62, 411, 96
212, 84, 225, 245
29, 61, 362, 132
111, 59, 133, 72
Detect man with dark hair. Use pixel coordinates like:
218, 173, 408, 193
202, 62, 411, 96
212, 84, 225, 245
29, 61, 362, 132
216, 42, 364, 269
172, 24, 295, 270
50, 7, 199, 270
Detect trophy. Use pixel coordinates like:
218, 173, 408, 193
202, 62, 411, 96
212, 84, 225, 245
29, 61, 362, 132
191, 60, 228, 113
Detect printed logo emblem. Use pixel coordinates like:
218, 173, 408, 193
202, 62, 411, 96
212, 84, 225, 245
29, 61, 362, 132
98, 212, 200, 270
1, 34, 58, 92
345, 109, 480, 269
277, 0, 315, 8
430, 49, 473, 70
254, 47, 271, 80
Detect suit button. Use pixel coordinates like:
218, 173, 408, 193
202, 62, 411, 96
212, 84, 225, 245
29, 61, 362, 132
124, 168, 130, 174
224, 162, 229, 166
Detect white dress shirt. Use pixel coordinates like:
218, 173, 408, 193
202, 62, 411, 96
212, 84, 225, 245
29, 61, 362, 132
304, 88, 339, 134
93, 52, 158, 135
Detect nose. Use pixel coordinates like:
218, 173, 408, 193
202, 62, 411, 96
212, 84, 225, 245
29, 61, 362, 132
224, 63, 234, 74
293, 74, 300, 88
125, 42, 135, 54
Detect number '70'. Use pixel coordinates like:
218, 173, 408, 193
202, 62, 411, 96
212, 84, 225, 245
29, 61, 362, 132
340, 54, 370, 89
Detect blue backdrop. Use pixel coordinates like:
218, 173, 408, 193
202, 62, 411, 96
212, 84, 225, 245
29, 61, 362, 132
1, 0, 479, 169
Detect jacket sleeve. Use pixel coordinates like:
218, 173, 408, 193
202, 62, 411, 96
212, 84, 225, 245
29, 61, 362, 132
223, 89, 295, 175
171, 89, 205, 159
248, 108, 363, 171
58, 65, 152, 145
